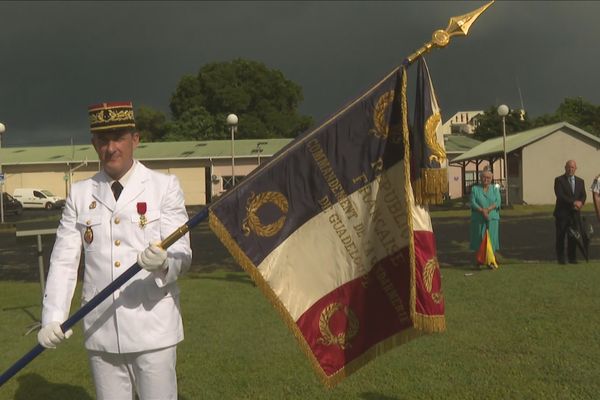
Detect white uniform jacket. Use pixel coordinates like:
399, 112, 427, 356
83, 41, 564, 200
42, 161, 192, 353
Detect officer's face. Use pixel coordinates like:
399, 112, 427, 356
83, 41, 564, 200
92, 131, 140, 180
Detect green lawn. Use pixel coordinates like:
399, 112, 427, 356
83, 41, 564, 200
1, 264, 599, 399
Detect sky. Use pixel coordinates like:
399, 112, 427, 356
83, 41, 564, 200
1, 1, 600, 147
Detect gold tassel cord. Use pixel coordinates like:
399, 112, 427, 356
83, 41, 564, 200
399, 66, 420, 329
400, 66, 446, 333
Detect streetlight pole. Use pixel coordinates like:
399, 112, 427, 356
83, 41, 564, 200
226, 114, 238, 188
0, 122, 5, 224
497, 105, 510, 206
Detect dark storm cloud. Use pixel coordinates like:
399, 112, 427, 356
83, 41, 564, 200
1, 1, 599, 146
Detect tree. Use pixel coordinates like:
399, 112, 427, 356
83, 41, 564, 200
135, 105, 168, 142
532, 97, 600, 136
473, 106, 531, 141
169, 58, 313, 140
164, 106, 218, 141
472, 98, 600, 141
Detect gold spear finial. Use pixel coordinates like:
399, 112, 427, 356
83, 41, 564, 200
405, 1, 494, 65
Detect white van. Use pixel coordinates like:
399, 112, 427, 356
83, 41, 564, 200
13, 188, 66, 210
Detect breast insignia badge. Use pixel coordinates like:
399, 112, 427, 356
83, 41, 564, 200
137, 202, 147, 228
84, 225, 94, 244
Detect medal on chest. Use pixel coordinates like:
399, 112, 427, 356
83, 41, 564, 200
137, 202, 147, 228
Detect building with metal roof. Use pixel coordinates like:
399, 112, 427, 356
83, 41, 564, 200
0, 138, 293, 205
5, 122, 590, 207
451, 122, 600, 204
443, 134, 483, 199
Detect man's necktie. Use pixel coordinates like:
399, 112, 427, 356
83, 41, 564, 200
570, 177, 575, 194
111, 181, 123, 201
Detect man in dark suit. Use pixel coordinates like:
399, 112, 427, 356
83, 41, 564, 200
553, 160, 586, 264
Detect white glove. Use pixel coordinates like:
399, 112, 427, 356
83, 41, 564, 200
38, 321, 73, 349
137, 241, 168, 271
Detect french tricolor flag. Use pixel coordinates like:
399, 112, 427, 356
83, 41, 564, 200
210, 61, 445, 386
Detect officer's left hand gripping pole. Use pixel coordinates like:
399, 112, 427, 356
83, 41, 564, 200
0, 207, 208, 387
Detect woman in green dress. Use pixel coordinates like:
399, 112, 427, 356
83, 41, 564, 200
470, 170, 501, 262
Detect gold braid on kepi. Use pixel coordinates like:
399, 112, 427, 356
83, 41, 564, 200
88, 101, 136, 133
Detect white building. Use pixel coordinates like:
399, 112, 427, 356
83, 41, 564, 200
440, 110, 484, 135
452, 122, 600, 205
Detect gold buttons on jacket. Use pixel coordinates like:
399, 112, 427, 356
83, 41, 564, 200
86, 220, 91, 225
114, 217, 120, 224
115, 261, 121, 268
115, 240, 121, 246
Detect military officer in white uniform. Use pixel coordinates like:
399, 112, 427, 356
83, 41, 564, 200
38, 101, 192, 400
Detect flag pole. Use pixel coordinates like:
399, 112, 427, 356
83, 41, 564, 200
0, 207, 208, 387
403, 0, 494, 66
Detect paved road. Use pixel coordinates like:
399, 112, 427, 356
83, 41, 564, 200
432, 211, 599, 266
1, 208, 598, 282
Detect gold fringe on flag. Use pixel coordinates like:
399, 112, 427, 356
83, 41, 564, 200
413, 313, 447, 333
413, 168, 448, 206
